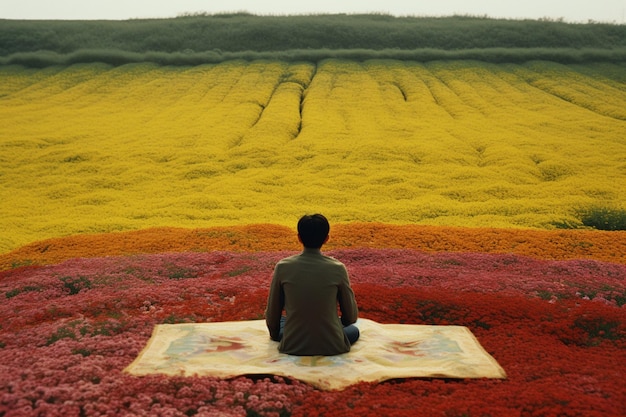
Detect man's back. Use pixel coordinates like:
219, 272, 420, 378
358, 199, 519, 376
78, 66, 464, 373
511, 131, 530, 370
265, 248, 358, 355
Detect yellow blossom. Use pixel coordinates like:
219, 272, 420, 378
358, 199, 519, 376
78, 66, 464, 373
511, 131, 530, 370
0, 60, 624, 252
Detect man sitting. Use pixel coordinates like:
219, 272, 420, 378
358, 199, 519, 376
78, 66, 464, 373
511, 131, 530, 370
265, 214, 360, 355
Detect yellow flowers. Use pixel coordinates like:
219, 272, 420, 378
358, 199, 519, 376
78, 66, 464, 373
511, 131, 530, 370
1, 60, 625, 252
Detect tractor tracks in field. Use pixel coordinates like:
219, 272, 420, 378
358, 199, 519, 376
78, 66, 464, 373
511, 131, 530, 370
228, 62, 317, 149
294, 63, 318, 140
247, 62, 317, 140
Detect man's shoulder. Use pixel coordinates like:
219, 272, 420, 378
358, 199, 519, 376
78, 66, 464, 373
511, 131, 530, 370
320, 253, 345, 266
276, 253, 301, 265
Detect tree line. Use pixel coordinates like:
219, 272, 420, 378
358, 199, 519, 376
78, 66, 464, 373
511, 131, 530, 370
1, 13, 625, 66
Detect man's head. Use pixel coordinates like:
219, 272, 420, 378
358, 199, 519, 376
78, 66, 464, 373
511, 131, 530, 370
297, 214, 330, 249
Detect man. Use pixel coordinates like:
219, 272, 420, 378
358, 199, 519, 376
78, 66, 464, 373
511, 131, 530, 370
265, 214, 359, 355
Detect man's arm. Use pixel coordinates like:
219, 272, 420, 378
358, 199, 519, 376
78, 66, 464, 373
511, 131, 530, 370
337, 265, 358, 326
265, 267, 284, 341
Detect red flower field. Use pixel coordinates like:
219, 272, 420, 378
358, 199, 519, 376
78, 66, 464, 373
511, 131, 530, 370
1, 226, 625, 416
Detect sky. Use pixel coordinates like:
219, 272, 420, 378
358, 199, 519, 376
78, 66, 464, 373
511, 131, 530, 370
0, 0, 624, 23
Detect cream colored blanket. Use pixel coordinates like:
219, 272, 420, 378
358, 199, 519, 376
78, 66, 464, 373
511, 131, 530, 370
124, 319, 506, 390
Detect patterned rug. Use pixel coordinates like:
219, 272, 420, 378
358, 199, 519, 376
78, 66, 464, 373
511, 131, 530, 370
124, 319, 506, 390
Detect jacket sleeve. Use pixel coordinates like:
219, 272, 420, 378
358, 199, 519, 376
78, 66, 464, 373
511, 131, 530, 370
337, 265, 358, 326
265, 266, 284, 341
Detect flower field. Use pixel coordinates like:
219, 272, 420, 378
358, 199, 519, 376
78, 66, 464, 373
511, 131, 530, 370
1, 58, 626, 416
1, 60, 625, 252
1, 230, 626, 416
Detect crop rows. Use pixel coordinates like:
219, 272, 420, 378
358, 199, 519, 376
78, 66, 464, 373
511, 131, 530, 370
1, 60, 625, 252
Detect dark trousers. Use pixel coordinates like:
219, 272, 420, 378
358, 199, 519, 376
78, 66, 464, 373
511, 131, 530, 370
278, 316, 360, 345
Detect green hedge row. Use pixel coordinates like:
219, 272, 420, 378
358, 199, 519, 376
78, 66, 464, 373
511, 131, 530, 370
1, 13, 625, 57
3, 47, 626, 67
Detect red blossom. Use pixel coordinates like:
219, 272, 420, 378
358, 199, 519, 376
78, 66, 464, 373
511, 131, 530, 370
1, 248, 625, 416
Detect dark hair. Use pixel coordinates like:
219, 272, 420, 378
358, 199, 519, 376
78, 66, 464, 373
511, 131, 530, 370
297, 214, 330, 249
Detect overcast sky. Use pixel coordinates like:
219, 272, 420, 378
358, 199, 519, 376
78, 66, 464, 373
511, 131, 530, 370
0, 0, 624, 23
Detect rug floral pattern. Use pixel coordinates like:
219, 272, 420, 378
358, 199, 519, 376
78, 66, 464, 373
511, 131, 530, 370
125, 319, 506, 390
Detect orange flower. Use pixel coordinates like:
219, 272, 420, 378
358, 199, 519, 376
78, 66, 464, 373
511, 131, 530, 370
1, 224, 624, 270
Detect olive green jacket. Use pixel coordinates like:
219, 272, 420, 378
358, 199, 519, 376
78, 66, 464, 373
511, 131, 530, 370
265, 248, 358, 355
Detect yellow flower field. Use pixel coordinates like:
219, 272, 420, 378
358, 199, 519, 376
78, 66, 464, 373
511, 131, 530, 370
1, 59, 625, 253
